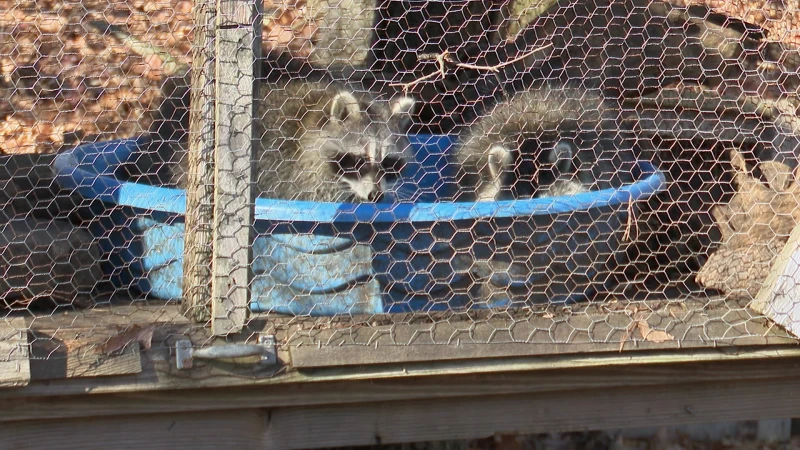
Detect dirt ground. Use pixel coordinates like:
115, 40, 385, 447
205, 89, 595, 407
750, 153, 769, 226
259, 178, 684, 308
0, 0, 315, 155
0, 0, 189, 153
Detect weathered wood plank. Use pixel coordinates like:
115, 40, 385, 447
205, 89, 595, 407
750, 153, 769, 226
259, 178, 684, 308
8, 373, 800, 450
1, 300, 793, 397
6, 372, 800, 450
5, 354, 800, 422
0, 317, 29, 387
0, 410, 266, 450
288, 300, 795, 368
5, 341, 800, 399
23, 304, 189, 330
182, 0, 217, 323
211, 0, 261, 336
218, 0, 260, 27
29, 327, 142, 381
290, 338, 796, 369
262, 376, 800, 449
753, 223, 800, 338
7, 302, 800, 386
65, 346, 141, 380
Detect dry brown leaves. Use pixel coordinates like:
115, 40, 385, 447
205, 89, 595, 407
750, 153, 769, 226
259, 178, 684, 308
100, 323, 158, 355
0, 0, 317, 155
668, 0, 800, 48
636, 320, 675, 343
619, 308, 676, 351
263, 0, 318, 58
696, 150, 800, 298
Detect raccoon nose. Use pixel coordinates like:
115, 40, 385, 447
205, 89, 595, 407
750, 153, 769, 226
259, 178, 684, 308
368, 191, 384, 203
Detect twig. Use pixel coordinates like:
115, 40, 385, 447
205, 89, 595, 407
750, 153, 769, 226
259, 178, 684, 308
451, 43, 553, 73
619, 321, 636, 352
763, 320, 776, 337
389, 51, 450, 93
389, 43, 553, 93
622, 200, 636, 242
84, 20, 186, 77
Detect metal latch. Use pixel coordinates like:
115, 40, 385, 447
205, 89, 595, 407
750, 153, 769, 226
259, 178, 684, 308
175, 334, 277, 370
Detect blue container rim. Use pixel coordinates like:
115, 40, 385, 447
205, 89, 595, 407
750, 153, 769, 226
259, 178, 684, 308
53, 136, 667, 224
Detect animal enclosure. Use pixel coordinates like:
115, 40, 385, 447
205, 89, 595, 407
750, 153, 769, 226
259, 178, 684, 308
3, 0, 800, 446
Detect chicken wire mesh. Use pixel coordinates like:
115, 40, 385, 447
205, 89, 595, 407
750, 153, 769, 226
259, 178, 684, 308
0, 0, 798, 374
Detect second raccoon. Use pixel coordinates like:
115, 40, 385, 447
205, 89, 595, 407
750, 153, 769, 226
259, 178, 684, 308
453, 85, 640, 202
451, 85, 642, 303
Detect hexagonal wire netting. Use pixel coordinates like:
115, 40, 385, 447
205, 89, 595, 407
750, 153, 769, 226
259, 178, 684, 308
0, 0, 797, 374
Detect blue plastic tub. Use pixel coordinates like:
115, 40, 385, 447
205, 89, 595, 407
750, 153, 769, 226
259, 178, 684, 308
52, 135, 666, 315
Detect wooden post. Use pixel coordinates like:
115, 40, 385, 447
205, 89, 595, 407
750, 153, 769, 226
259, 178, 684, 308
753, 223, 800, 338
0, 317, 29, 387
182, 0, 217, 323
211, 0, 261, 335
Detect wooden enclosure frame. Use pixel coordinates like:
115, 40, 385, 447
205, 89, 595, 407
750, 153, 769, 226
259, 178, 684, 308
2, 301, 800, 449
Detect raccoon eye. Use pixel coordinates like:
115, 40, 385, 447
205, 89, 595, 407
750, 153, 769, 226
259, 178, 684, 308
334, 153, 365, 175
381, 156, 406, 174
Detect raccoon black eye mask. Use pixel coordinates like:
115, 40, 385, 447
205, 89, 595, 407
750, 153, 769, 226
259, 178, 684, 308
332, 153, 406, 182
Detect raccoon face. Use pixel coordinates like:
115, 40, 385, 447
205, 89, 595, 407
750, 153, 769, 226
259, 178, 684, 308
483, 137, 589, 200
526, 138, 589, 198
318, 90, 416, 202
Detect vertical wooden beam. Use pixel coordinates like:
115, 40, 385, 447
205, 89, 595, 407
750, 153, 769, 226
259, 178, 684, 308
211, 0, 261, 335
182, 0, 217, 323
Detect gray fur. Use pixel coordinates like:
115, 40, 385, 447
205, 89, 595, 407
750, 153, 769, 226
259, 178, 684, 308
166, 78, 416, 203
454, 85, 639, 202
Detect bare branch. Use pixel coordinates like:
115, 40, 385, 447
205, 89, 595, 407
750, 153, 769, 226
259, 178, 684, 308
449, 43, 554, 73
622, 201, 636, 243
389, 43, 553, 93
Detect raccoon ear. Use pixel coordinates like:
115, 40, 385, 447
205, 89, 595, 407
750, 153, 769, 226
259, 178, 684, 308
390, 96, 416, 117
487, 145, 513, 180
329, 91, 361, 123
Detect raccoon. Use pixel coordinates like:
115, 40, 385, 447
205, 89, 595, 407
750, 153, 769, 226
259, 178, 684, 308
451, 84, 642, 304
84, 20, 417, 203
168, 78, 417, 203
453, 85, 640, 202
